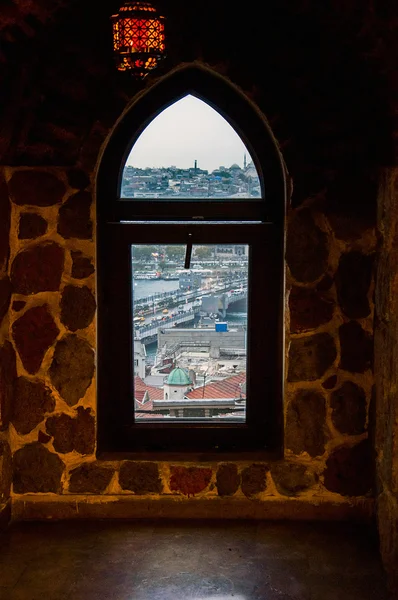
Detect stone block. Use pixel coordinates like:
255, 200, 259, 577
289, 286, 334, 333
241, 463, 268, 497
38, 430, 52, 444
12, 305, 59, 374
286, 389, 328, 457
119, 461, 162, 494
322, 374, 337, 389
323, 439, 374, 496
57, 191, 92, 239
12, 377, 55, 435
216, 463, 240, 497
0, 340, 17, 430
330, 380, 367, 435
18, 212, 48, 239
339, 321, 373, 373
335, 251, 374, 318
8, 170, 65, 206
288, 332, 337, 382
271, 462, 316, 496
10, 241, 64, 294
71, 251, 94, 279
13, 442, 65, 494
169, 466, 212, 496
12, 300, 25, 312
46, 407, 95, 455
60, 284, 96, 331
69, 463, 114, 494
49, 334, 94, 406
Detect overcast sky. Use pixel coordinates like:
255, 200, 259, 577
125, 94, 251, 173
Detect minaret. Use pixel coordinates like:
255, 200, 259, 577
244, 153, 247, 169
194, 159, 197, 172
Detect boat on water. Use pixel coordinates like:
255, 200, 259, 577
134, 272, 161, 280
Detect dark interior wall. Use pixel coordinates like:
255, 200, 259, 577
0, 0, 397, 592
0, 0, 395, 172
374, 170, 398, 596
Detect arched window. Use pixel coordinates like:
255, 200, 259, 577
96, 65, 286, 455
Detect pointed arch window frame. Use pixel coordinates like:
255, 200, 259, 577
96, 65, 287, 457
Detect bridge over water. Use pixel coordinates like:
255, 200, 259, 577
133, 276, 247, 316
201, 288, 247, 319
133, 279, 247, 344
134, 308, 199, 344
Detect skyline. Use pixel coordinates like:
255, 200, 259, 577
125, 94, 253, 173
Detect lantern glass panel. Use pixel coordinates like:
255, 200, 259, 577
112, 2, 166, 77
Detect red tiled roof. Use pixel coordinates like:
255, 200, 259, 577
134, 390, 146, 403
186, 372, 246, 399
135, 398, 166, 419
134, 376, 163, 405
136, 398, 153, 411
136, 413, 163, 419
134, 378, 165, 418
134, 376, 147, 391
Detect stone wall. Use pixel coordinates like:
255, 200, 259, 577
0, 171, 12, 525
0, 0, 397, 593
374, 169, 398, 594
0, 161, 377, 519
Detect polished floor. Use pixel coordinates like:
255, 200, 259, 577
0, 519, 390, 600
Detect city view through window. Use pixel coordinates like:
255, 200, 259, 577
132, 244, 249, 422
121, 94, 261, 199
125, 95, 257, 421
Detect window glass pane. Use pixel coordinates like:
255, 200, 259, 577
121, 95, 261, 199
132, 244, 248, 422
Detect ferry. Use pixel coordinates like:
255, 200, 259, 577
134, 272, 161, 280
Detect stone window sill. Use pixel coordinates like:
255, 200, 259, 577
96, 449, 283, 463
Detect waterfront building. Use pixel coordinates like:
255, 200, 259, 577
215, 245, 247, 257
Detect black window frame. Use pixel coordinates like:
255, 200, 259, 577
96, 64, 286, 457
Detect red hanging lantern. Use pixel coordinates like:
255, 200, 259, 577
111, 1, 166, 79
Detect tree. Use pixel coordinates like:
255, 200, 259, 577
166, 246, 185, 261
132, 246, 157, 261
195, 246, 212, 259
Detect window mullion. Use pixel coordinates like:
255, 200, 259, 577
110, 200, 269, 223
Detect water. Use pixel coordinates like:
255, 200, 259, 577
227, 312, 247, 325
134, 280, 247, 362
133, 279, 179, 300
146, 342, 157, 359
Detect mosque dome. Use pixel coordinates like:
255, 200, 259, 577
166, 367, 192, 386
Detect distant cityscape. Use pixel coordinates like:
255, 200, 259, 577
121, 157, 261, 198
